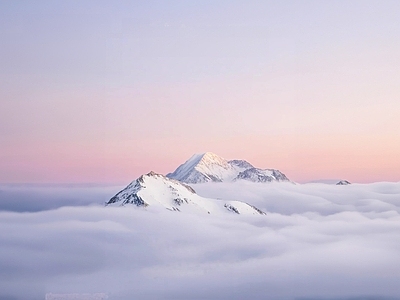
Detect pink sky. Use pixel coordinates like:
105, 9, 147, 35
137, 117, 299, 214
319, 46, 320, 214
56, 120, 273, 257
1, 1, 400, 184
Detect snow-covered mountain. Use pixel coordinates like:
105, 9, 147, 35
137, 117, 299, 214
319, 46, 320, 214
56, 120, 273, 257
166, 152, 242, 183
106, 171, 265, 215
336, 180, 351, 185
235, 168, 289, 182
167, 152, 290, 184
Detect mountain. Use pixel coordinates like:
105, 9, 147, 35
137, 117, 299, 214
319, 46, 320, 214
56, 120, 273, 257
336, 180, 351, 185
167, 152, 290, 184
166, 152, 242, 183
106, 171, 265, 215
235, 168, 290, 182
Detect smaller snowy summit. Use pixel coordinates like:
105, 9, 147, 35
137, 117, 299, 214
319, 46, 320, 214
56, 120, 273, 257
106, 171, 265, 215
336, 180, 351, 185
167, 152, 289, 184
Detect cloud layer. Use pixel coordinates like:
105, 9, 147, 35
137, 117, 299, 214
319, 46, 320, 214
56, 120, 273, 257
1, 182, 400, 300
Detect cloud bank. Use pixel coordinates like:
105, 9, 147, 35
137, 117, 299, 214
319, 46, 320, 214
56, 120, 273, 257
0, 184, 121, 212
1, 182, 400, 300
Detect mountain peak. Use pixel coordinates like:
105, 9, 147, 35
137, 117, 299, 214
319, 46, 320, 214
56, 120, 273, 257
187, 152, 226, 167
137, 171, 163, 184
200, 151, 222, 160
107, 171, 196, 208
106, 171, 265, 215
196, 152, 231, 169
167, 152, 290, 184
147, 171, 158, 176
336, 180, 351, 185
167, 152, 236, 183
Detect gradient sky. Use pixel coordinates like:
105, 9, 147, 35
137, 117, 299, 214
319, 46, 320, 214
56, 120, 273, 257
1, 0, 400, 184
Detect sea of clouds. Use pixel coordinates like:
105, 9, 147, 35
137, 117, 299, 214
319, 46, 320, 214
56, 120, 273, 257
1, 182, 400, 300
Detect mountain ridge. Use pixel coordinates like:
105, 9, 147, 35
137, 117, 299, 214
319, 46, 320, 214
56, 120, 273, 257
167, 152, 290, 184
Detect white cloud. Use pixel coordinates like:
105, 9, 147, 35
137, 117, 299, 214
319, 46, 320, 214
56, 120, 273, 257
1, 182, 400, 299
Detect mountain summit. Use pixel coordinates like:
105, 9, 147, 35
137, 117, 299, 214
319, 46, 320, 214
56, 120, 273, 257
167, 152, 290, 184
106, 171, 265, 215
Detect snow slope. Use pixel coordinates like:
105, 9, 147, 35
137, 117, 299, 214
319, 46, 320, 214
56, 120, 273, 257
106, 171, 265, 216
167, 152, 290, 184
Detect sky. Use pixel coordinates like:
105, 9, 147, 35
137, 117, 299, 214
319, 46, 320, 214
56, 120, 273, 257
1, 181, 400, 299
1, 0, 400, 184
